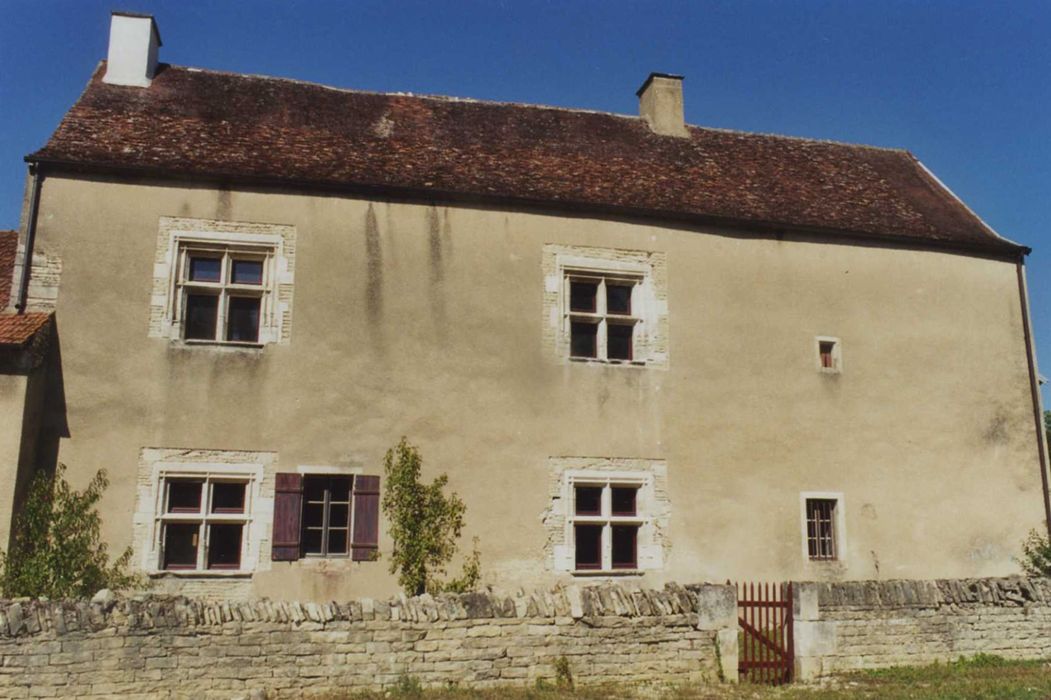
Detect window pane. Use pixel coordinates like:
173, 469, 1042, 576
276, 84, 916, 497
606, 284, 632, 315
163, 523, 199, 569
207, 524, 243, 569
575, 486, 602, 515
819, 341, 835, 369
167, 480, 203, 513
570, 322, 597, 358
211, 482, 246, 513
231, 259, 264, 285
611, 486, 637, 516
304, 477, 326, 502
302, 528, 323, 555
189, 256, 221, 282
303, 501, 324, 528
327, 528, 348, 555
329, 503, 350, 529
184, 294, 218, 340
607, 324, 633, 360
574, 524, 602, 570
611, 525, 638, 569
329, 477, 352, 502
570, 280, 597, 312
226, 297, 261, 343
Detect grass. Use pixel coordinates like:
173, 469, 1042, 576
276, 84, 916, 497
325, 655, 1051, 700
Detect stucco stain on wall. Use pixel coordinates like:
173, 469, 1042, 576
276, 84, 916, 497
215, 187, 232, 221
365, 203, 383, 330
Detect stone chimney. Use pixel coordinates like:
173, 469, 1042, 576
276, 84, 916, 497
102, 12, 162, 88
636, 73, 687, 137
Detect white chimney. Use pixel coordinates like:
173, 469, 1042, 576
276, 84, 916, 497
636, 73, 688, 138
102, 12, 162, 88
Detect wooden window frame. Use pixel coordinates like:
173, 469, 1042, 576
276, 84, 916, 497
157, 476, 253, 572
300, 475, 354, 559
173, 243, 274, 347
564, 271, 643, 364
569, 480, 644, 573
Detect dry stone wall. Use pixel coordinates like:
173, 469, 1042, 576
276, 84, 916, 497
0, 582, 736, 699
794, 576, 1051, 679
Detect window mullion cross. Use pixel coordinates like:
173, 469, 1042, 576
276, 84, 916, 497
597, 279, 608, 361
321, 482, 331, 557
601, 483, 611, 571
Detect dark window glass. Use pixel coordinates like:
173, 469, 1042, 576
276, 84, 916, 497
611, 486, 637, 516
211, 482, 246, 513
606, 284, 632, 315
819, 341, 836, 369
207, 524, 243, 569
167, 480, 203, 513
327, 529, 348, 555
570, 322, 597, 358
301, 476, 355, 557
575, 486, 602, 515
226, 297, 261, 343
611, 525, 638, 569
570, 281, 598, 312
806, 499, 837, 560
163, 523, 199, 569
607, 324, 633, 360
184, 294, 218, 340
189, 257, 221, 282
302, 527, 323, 555
231, 259, 263, 285
574, 524, 602, 570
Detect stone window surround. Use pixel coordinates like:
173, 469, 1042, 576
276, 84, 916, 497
799, 491, 847, 563
149, 217, 295, 346
545, 457, 669, 575
134, 448, 277, 578
815, 335, 843, 374
543, 244, 668, 368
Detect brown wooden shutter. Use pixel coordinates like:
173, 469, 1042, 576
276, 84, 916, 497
271, 473, 303, 561
351, 475, 380, 561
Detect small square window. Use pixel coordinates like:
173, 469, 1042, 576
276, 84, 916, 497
167, 480, 203, 513
570, 481, 642, 572
611, 486, 637, 516
207, 523, 244, 569
606, 284, 632, 315
231, 259, 264, 285
211, 482, 246, 513
816, 337, 841, 372
189, 257, 221, 283
570, 280, 598, 313
564, 273, 641, 363
175, 244, 273, 345
156, 475, 253, 572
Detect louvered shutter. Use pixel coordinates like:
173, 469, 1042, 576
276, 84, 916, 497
271, 473, 303, 561
351, 475, 380, 561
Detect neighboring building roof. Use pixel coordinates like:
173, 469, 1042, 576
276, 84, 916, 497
28, 63, 1024, 256
0, 313, 50, 348
0, 230, 16, 311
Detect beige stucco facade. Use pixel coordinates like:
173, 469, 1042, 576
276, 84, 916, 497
13, 171, 1047, 599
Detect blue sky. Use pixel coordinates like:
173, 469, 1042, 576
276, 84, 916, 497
2, 0, 1050, 397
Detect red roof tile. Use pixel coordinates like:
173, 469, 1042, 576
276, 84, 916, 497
0, 312, 49, 347
0, 230, 16, 310
28, 64, 1023, 256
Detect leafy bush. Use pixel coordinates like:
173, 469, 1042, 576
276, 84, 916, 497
0, 465, 142, 598
381, 438, 481, 596
1019, 528, 1051, 577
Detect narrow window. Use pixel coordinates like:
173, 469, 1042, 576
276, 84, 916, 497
607, 324, 633, 361
574, 524, 602, 570
819, 341, 836, 369
806, 498, 838, 560
575, 486, 602, 516
611, 525, 638, 569
301, 476, 354, 557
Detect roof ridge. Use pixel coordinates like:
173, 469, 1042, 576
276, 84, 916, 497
164, 64, 909, 154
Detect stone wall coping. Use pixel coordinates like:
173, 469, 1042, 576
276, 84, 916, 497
0, 581, 734, 638
805, 576, 1051, 611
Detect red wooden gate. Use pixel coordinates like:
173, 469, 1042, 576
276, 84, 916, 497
737, 582, 793, 684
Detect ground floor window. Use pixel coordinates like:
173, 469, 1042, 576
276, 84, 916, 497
570, 481, 643, 572
301, 475, 353, 557
801, 492, 845, 562
159, 476, 252, 571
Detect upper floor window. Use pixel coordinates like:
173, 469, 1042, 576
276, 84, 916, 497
567, 275, 641, 361
544, 244, 668, 368
176, 244, 273, 345
816, 336, 842, 373
149, 218, 296, 347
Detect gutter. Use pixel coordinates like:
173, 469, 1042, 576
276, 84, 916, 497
15, 164, 43, 314
1017, 261, 1051, 537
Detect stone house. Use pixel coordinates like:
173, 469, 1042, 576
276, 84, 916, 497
1, 12, 1046, 600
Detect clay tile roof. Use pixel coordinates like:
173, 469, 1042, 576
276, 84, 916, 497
0, 230, 16, 310
0, 312, 50, 347
28, 63, 1024, 256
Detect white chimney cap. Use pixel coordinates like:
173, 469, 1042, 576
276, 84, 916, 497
103, 12, 162, 88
